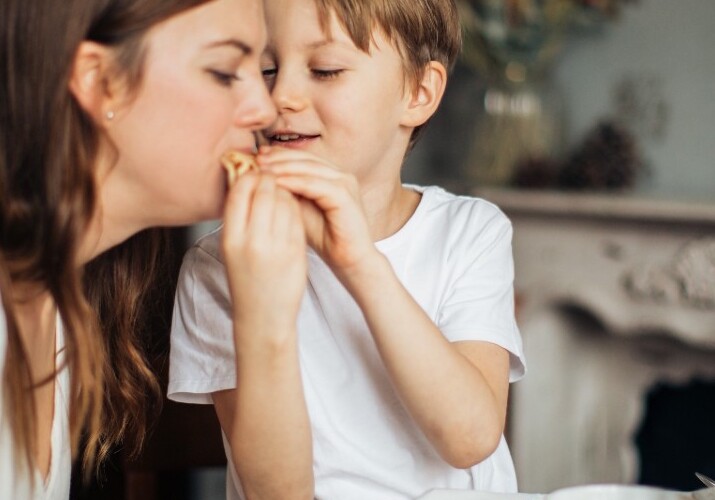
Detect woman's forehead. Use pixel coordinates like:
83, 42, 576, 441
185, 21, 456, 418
145, 0, 267, 56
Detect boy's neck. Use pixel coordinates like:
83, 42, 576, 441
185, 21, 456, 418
361, 181, 421, 242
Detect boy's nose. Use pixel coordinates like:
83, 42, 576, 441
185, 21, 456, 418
271, 75, 308, 113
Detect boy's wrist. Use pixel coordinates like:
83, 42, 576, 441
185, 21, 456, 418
336, 250, 395, 298
232, 318, 299, 353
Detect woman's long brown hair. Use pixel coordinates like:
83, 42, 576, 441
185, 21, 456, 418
1, 0, 212, 477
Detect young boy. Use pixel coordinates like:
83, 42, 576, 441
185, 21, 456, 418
168, 0, 526, 498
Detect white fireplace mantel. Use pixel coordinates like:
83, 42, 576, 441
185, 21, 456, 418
476, 188, 715, 349
474, 189, 715, 225
474, 188, 715, 494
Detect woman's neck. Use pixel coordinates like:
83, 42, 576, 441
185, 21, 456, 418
77, 199, 130, 265
76, 144, 150, 265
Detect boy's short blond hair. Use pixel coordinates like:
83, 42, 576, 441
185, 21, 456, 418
316, 0, 461, 84
315, 0, 462, 147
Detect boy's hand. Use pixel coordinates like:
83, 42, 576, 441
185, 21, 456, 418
221, 170, 307, 337
217, 171, 314, 500
257, 147, 378, 277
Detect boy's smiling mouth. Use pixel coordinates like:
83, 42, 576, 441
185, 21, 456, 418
267, 130, 321, 147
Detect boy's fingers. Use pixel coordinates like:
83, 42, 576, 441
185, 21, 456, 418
223, 172, 260, 238
273, 188, 304, 244
262, 155, 356, 196
257, 146, 319, 163
274, 174, 357, 213
248, 173, 278, 235
258, 150, 341, 178
265, 162, 344, 182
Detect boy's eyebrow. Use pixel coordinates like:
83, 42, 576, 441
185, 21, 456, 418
305, 39, 352, 50
204, 38, 253, 55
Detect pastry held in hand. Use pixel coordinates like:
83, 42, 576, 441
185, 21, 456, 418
221, 150, 259, 187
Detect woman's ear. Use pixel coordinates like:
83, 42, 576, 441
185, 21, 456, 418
68, 41, 119, 124
401, 61, 448, 128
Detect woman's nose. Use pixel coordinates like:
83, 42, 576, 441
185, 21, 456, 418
237, 78, 277, 131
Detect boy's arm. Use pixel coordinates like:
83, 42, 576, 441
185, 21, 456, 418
342, 252, 510, 469
217, 172, 314, 499
212, 333, 313, 500
262, 150, 511, 468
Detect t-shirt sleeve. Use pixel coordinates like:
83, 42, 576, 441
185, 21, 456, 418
167, 240, 237, 404
437, 206, 526, 382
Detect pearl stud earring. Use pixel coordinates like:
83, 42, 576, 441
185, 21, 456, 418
106, 110, 115, 120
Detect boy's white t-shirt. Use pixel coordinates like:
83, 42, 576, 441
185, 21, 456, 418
168, 185, 526, 500
0, 298, 72, 500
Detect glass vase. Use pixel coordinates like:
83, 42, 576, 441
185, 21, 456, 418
463, 69, 565, 187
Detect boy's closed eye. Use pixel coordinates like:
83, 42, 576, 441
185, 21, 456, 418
260, 65, 276, 91
260, 66, 344, 82
311, 68, 343, 80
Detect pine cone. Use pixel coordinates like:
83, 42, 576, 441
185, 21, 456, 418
512, 156, 560, 189
558, 120, 643, 191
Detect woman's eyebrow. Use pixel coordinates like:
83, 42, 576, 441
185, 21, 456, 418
204, 38, 253, 55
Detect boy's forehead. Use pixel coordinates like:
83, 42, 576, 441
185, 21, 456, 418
264, 0, 357, 49
264, 0, 329, 38
264, 0, 406, 67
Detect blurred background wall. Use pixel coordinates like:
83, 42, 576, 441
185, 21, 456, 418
553, 0, 715, 198
405, 0, 715, 201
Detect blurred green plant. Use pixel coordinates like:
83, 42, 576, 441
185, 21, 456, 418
459, 0, 637, 82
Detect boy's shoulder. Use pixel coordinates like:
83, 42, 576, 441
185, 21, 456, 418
414, 185, 511, 228
402, 185, 514, 255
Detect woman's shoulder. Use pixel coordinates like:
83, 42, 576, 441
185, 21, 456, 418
0, 292, 6, 364
0, 289, 8, 440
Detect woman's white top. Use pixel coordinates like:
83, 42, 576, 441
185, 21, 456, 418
0, 298, 72, 499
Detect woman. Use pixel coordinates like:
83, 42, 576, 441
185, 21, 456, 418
0, 0, 278, 497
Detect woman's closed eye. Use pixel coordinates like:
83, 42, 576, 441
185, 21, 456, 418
206, 69, 241, 86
